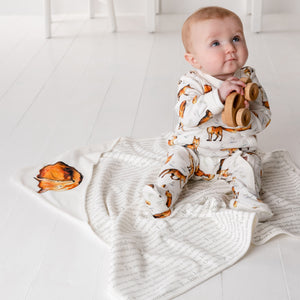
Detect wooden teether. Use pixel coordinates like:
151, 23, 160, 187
236, 107, 251, 127
222, 92, 244, 127
221, 77, 259, 127
244, 82, 259, 101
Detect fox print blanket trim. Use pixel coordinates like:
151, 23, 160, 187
14, 135, 300, 300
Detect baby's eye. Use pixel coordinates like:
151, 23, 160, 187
211, 41, 220, 47
233, 36, 240, 42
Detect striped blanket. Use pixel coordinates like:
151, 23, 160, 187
15, 135, 300, 299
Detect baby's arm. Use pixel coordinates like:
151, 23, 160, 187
175, 73, 224, 128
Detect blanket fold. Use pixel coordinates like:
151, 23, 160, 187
14, 135, 300, 300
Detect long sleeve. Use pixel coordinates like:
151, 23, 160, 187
175, 72, 224, 129
170, 67, 270, 154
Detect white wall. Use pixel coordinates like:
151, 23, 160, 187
0, 0, 299, 15
161, 0, 300, 14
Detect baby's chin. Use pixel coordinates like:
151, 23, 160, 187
224, 60, 242, 71
214, 63, 242, 80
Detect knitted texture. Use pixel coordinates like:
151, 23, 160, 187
84, 136, 300, 299
15, 135, 300, 300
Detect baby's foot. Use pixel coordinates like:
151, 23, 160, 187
143, 185, 171, 218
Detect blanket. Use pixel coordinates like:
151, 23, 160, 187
14, 135, 300, 300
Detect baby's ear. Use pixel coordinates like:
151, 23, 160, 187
184, 53, 200, 69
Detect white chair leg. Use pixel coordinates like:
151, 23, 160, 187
44, 0, 51, 38
89, 0, 95, 18
155, 0, 160, 14
107, 0, 117, 32
146, 0, 156, 33
246, 0, 252, 15
251, 0, 262, 33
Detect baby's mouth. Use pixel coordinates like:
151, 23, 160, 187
225, 58, 237, 62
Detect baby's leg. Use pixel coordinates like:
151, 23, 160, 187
219, 151, 273, 222
143, 146, 198, 218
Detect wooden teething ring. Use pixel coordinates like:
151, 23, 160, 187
244, 82, 259, 101
222, 77, 259, 127
236, 108, 251, 127
221, 92, 244, 127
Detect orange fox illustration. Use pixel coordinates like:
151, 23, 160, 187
168, 136, 177, 146
159, 168, 187, 187
265, 119, 271, 128
166, 191, 172, 208
153, 209, 171, 219
35, 161, 83, 193
231, 186, 240, 200
263, 101, 270, 109
178, 122, 184, 131
218, 168, 230, 178
207, 126, 223, 141
187, 152, 195, 179
177, 85, 191, 98
223, 124, 252, 132
184, 136, 200, 150
179, 101, 186, 118
204, 84, 212, 93
217, 158, 225, 174
206, 124, 251, 142
144, 184, 155, 205
194, 166, 215, 180
220, 148, 239, 156
189, 70, 198, 75
165, 153, 174, 164
243, 67, 251, 76
198, 110, 213, 126
216, 159, 231, 179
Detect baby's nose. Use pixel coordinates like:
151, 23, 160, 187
225, 42, 236, 53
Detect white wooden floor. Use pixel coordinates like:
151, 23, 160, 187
0, 13, 300, 300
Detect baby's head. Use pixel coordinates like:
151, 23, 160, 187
182, 6, 248, 80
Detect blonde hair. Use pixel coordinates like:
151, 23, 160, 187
182, 6, 243, 53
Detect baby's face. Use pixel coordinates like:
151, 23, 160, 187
186, 17, 248, 80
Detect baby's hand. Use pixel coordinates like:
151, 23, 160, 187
218, 77, 246, 104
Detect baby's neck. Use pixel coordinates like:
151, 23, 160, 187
212, 72, 235, 81
197, 68, 237, 81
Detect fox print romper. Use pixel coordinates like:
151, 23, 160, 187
143, 66, 273, 222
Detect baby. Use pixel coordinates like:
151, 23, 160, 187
143, 6, 273, 221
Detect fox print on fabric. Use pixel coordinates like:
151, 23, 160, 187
35, 161, 83, 193
207, 126, 223, 141
159, 168, 187, 187
143, 66, 272, 221
198, 110, 213, 126
194, 166, 215, 180
183, 136, 200, 150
